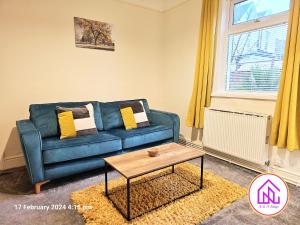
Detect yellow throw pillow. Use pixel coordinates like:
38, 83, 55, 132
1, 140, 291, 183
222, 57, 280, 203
57, 111, 77, 139
120, 107, 137, 130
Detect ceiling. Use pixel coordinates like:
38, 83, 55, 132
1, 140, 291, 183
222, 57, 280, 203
119, 0, 189, 12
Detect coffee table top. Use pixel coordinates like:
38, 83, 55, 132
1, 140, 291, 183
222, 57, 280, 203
104, 143, 205, 179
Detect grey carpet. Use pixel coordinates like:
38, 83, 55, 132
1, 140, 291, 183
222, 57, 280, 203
0, 155, 299, 225
0, 167, 32, 195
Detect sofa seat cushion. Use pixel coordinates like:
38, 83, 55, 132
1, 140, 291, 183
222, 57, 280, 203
42, 132, 122, 164
108, 124, 173, 149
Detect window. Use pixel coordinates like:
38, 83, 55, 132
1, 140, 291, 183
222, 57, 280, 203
221, 0, 290, 96
233, 0, 290, 24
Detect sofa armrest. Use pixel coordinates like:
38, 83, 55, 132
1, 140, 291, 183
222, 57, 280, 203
16, 120, 44, 184
150, 109, 180, 143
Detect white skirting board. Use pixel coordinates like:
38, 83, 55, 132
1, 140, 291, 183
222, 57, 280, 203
269, 166, 300, 186
2, 154, 25, 170
180, 138, 300, 186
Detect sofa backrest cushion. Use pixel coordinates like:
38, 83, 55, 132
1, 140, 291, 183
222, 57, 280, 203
30, 101, 103, 138
100, 99, 150, 130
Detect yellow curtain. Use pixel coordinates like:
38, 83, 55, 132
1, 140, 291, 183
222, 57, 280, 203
270, 0, 300, 151
186, 0, 219, 128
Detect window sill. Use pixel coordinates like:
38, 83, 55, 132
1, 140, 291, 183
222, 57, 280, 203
211, 92, 277, 101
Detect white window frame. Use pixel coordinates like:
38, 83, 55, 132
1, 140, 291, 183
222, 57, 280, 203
212, 0, 289, 101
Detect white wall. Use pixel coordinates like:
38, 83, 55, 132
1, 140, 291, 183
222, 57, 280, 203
0, 0, 165, 169
163, 0, 300, 184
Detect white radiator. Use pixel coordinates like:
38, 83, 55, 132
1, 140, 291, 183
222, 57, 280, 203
203, 108, 271, 166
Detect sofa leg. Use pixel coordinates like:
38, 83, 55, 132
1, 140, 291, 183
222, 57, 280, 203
34, 180, 50, 194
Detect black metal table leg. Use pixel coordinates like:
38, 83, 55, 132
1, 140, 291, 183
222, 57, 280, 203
172, 165, 175, 173
105, 162, 108, 196
200, 156, 204, 189
127, 179, 131, 220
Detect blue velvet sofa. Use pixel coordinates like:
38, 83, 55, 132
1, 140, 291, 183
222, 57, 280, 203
16, 99, 180, 193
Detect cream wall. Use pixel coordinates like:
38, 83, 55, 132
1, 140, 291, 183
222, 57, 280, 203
162, 0, 202, 140
163, 0, 300, 183
0, 0, 165, 169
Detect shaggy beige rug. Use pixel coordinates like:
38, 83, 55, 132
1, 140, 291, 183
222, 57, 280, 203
71, 163, 246, 225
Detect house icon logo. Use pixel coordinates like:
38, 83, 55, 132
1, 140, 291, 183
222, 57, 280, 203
248, 174, 288, 216
257, 179, 280, 204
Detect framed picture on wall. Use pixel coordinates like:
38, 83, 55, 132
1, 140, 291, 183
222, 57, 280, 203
74, 17, 115, 51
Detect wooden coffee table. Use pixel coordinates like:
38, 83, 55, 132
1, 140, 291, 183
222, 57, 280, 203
104, 143, 205, 220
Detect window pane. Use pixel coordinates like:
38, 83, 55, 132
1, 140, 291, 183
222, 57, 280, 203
226, 23, 288, 92
233, 0, 290, 24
